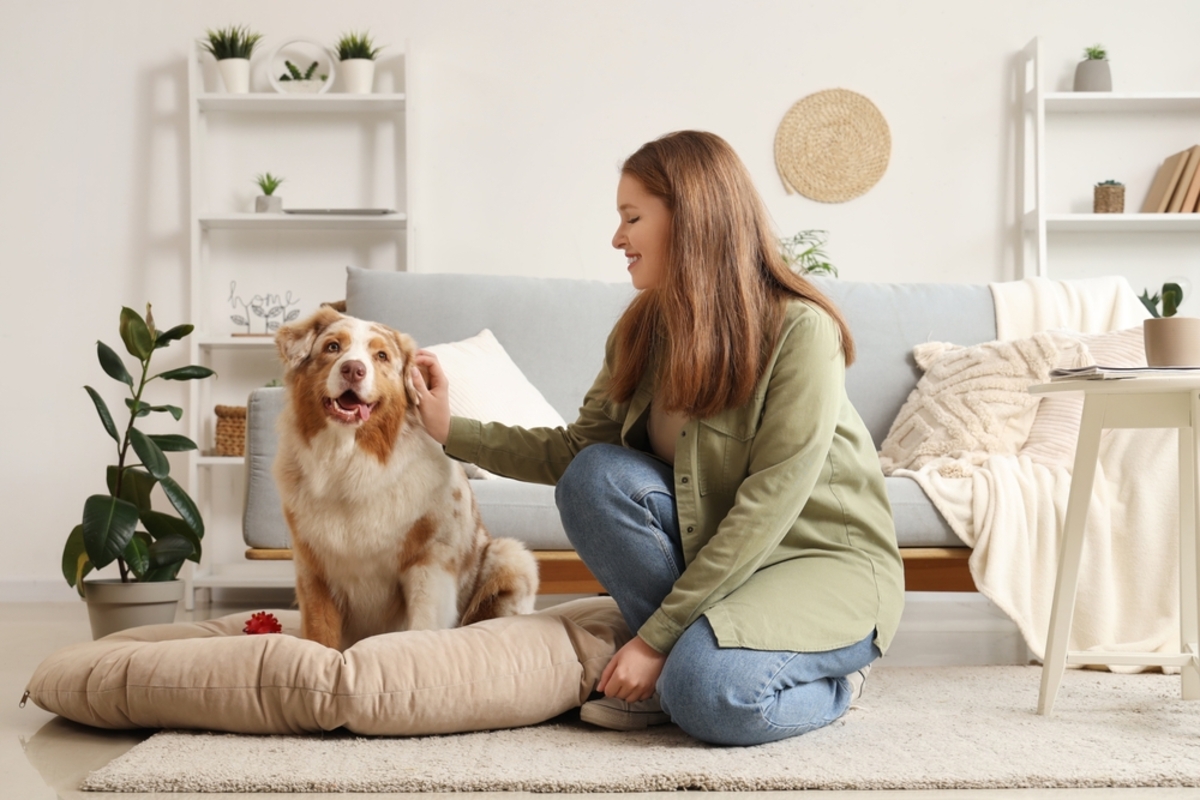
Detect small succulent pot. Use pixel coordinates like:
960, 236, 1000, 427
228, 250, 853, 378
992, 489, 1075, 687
1145, 317, 1200, 367
217, 57, 251, 93
255, 195, 282, 213
340, 59, 376, 94
1094, 184, 1124, 213
1074, 59, 1112, 92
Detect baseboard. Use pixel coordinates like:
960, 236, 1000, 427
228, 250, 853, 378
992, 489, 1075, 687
0, 580, 80, 603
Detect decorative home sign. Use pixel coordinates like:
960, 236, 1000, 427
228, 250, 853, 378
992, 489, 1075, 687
267, 38, 336, 94
228, 281, 301, 335
774, 88, 891, 203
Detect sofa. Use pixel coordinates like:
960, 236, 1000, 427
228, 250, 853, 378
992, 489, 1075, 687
243, 267, 998, 593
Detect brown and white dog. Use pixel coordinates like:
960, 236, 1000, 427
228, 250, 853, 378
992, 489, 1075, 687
273, 307, 538, 650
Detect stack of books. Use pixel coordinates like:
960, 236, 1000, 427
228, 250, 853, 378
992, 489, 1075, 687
1142, 145, 1200, 213
1051, 365, 1200, 380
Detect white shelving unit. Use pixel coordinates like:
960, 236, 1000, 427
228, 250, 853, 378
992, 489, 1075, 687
183, 43, 411, 607
1019, 37, 1200, 278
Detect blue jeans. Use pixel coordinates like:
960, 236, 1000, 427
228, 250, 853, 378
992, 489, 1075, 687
556, 443, 879, 746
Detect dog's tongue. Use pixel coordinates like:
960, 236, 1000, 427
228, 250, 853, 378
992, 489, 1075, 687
356, 403, 372, 422
339, 392, 372, 421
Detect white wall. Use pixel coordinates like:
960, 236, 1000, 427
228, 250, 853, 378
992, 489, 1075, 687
4, 0, 1200, 598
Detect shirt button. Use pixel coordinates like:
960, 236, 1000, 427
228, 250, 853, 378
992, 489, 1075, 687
681, 476, 689, 484
687, 526, 695, 533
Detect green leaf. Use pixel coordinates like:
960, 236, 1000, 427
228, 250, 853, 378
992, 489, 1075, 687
156, 365, 216, 381
85, 386, 119, 443
154, 324, 194, 349
119, 307, 154, 360
123, 533, 151, 579
148, 533, 197, 570
129, 428, 169, 480
140, 510, 202, 563
107, 467, 157, 513
149, 434, 197, 452
160, 476, 204, 539
81, 494, 140, 570
97, 341, 133, 387
1163, 282, 1184, 318
62, 525, 93, 596
126, 398, 152, 418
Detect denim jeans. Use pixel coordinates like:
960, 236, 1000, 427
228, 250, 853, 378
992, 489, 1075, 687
555, 443, 879, 746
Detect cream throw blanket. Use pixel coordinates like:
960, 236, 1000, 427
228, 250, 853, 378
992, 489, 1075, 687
892, 277, 1178, 665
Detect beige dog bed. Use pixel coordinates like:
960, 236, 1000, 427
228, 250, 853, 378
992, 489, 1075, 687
24, 597, 628, 735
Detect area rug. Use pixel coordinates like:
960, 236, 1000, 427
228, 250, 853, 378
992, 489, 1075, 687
83, 665, 1200, 792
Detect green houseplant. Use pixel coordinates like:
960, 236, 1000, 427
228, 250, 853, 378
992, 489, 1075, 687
1074, 43, 1112, 92
253, 172, 285, 213
779, 230, 838, 277
201, 25, 263, 94
64, 305, 215, 637
334, 30, 385, 95
1140, 282, 1200, 367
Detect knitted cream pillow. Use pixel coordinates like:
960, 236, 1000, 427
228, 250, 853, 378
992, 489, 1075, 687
879, 331, 1081, 473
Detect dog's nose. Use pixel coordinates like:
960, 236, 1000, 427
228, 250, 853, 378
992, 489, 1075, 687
341, 360, 367, 382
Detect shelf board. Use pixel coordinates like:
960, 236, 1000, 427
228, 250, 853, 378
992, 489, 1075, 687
199, 212, 407, 230
195, 455, 245, 467
192, 561, 296, 589
197, 93, 405, 113
1044, 213, 1200, 232
197, 334, 277, 349
1044, 92, 1200, 113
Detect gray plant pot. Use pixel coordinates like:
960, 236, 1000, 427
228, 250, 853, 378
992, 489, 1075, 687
255, 195, 283, 213
1074, 59, 1112, 92
83, 579, 184, 639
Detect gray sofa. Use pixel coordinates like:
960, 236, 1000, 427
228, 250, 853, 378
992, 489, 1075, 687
244, 267, 998, 588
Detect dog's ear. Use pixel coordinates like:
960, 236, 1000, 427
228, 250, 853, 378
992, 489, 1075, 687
391, 330, 424, 407
276, 306, 343, 370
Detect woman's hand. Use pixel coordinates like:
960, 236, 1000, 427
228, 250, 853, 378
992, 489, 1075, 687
596, 635, 666, 703
410, 350, 451, 445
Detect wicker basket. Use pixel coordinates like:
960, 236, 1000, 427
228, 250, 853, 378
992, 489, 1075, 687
214, 405, 247, 457
1094, 184, 1125, 213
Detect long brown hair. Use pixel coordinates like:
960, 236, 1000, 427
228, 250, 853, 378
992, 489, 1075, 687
608, 130, 855, 418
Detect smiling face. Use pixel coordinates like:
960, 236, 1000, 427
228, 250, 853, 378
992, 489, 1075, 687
612, 173, 672, 291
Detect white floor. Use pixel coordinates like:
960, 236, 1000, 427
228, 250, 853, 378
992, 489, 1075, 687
6, 592, 1195, 799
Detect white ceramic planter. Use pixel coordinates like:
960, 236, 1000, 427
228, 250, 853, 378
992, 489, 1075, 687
1144, 317, 1200, 367
83, 579, 184, 639
341, 59, 376, 94
217, 57, 251, 94
255, 195, 283, 213
1074, 59, 1112, 92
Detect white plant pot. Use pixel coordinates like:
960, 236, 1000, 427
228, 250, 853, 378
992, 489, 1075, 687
83, 579, 184, 639
255, 195, 283, 213
217, 57, 251, 94
341, 59, 376, 94
1144, 317, 1200, 367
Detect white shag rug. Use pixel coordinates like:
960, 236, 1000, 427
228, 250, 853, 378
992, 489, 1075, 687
83, 666, 1200, 793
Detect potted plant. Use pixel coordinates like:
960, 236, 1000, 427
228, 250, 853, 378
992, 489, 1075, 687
201, 25, 263, 94
63, 305, 215, 638
1140, 282, 1200, 366
1074, 44, 1112, 92
253, 172, 284, 213
779, 230, 838, 277
1094, 179, 1124, 213
334, 30, 385, 95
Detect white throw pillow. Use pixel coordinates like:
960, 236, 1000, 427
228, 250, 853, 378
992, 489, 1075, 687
425, 330, 567, 478
879, 331, 1081, 473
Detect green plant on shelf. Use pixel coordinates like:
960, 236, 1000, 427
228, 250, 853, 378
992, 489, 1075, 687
779, 230, 838, 277
335, 30, 385, 61
1083, 44, 1107, 60
1139, 282, 1184, 318
279, 60, 326, 82
1095, 179, 1123, 186
253, 172, 284, 196
200, 25, 262, 60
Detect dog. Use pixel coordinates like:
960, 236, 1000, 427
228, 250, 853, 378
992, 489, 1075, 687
273, 306, 538, 650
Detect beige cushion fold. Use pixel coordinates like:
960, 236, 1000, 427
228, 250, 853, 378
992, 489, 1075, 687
24, 597, 629, 736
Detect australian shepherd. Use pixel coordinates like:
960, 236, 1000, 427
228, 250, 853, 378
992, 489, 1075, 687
273, 307, 538, 650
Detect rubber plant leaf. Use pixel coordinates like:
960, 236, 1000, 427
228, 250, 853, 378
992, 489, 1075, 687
85, 386, 120, 443
129, 428, 170, 480
159, 476, 205, 539
81, 494, 139, 570
97, 341, 133, 387
119, 307, 154, 360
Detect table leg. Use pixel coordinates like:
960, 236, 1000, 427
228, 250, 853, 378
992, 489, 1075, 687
1038, 395, 1106, 716
1183, 392, 1200, 700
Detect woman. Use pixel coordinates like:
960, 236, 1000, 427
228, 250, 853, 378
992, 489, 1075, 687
411, 130, 904, 747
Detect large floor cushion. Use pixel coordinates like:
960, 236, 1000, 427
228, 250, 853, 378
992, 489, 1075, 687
24, 598, 629, 736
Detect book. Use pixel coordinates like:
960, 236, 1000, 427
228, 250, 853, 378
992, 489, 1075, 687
1167, 145, 1200, 212
1142, 147, 1192, 213
1184, 150, 1200, 212
1050, 364, 1200, 380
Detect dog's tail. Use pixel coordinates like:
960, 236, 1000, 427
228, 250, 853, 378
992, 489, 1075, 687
460, 538, 538, 626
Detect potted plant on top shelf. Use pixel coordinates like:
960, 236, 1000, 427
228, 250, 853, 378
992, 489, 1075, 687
335, 30, 385, 95
1140, 282, 1200, 366
64, 304, 215, 639
1074, 44, 1112, 92
201, 25, 263, 94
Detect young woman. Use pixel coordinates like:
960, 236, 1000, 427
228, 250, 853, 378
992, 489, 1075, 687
411, 130, 904, 747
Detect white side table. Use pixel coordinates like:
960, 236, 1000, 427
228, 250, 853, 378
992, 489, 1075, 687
1030, 376, 1200, 715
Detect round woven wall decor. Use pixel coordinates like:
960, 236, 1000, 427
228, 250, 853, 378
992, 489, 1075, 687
774, 88, 891, 203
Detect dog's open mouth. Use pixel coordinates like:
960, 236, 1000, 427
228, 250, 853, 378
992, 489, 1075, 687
323, 391, 378, 424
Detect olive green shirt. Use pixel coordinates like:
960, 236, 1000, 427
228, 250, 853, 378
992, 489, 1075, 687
446, 300, 905, 655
